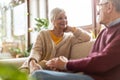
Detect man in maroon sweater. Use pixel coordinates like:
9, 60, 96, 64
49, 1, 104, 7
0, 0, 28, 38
31, 0, 120, 80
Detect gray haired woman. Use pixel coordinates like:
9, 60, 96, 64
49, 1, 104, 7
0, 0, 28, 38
20, 7, 91, 74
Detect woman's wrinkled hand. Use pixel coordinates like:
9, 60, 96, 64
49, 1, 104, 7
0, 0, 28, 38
29, 60, 42, 74
64, 25, 76, 32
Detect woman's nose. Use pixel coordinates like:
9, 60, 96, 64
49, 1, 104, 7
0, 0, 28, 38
63, 18, 67, 21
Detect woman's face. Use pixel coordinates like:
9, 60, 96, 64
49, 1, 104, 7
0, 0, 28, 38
53, 12, 68, 30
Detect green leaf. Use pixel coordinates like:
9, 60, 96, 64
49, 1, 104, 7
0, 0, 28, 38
0, 64, 28, 80
34, 18, 49, 32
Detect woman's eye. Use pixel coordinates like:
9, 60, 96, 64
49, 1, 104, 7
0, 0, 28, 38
57, 17, 62, 20
57, 17, 67, 20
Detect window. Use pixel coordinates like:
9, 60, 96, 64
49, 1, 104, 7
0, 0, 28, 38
13, 3, 27, 36
48, 0, 92, 26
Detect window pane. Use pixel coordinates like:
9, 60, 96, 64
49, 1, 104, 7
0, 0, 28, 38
13, 3, 27, 36
48, 0, 92, 26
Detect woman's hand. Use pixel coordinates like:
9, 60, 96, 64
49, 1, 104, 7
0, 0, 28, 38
46, 56, 68, 71
64, 26, 76, 32
46, 58, 58, 70
29, 60, 42, 74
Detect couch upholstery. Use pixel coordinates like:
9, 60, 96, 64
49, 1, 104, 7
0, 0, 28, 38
70, 39, 95, 59
0, 40, 95, 68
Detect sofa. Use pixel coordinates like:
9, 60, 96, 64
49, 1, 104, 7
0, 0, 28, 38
0, 39, 95, 68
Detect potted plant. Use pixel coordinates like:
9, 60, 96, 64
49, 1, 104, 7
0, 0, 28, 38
34, 18, 49, 32
27, 18, 49, 53
9, 47, 30, 58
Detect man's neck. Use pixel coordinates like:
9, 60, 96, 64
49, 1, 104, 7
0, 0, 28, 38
106, 12, 120, 27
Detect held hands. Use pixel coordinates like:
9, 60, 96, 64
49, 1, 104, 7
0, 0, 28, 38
46, 56, 68, 71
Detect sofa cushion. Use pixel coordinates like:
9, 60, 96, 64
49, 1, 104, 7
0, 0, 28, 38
70, 40, 95, 59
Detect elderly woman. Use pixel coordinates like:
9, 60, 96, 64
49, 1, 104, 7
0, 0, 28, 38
20, 7, 91, 74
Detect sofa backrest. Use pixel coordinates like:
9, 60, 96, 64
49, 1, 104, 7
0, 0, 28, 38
70, 40, 95, 60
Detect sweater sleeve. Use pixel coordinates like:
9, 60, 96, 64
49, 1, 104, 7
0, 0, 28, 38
20, 30, 45, 69
71, 28, 91, 45
29, 31, 44, 62
67, 35, 120, 73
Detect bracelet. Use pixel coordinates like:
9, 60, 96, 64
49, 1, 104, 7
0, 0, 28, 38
28, 58, 38, 66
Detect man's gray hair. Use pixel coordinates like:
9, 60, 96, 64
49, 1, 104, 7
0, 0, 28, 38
111, 0, 120, 12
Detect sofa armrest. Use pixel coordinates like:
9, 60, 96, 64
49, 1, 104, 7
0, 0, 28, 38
0, 57, 27, 68
70, 40, 95, 59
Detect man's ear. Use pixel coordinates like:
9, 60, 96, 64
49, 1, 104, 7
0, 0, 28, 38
107, 2, 114, 13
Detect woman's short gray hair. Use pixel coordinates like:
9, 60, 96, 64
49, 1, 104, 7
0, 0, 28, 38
49, 7, 65, 23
